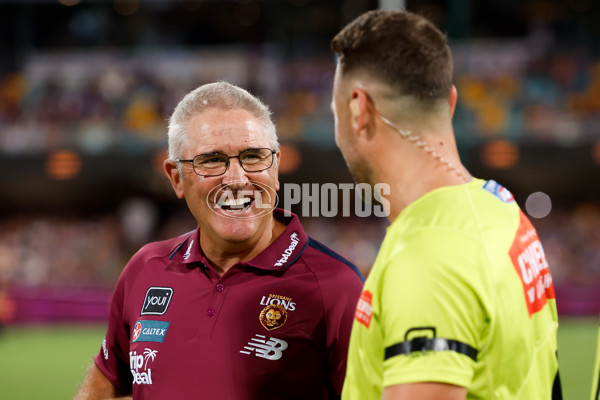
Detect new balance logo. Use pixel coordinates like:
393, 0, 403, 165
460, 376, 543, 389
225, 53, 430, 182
240, 334, 288, 360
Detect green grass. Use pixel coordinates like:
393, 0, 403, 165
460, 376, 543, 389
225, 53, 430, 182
558, 317, 598, 400
0, 319, 597, 399
0, 324, 107, 400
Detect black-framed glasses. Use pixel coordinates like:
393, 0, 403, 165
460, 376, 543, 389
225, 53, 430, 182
177, 148, 277, 177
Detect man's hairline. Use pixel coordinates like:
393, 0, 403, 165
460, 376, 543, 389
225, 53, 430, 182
335, 66, 452, 132
171, 105, 279, 157
170, 105, 280, 177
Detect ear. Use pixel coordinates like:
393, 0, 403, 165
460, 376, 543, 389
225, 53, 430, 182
273, 150, 281, 191
349, 87, 372, 134
164, 159, 185, 199
449, 85, 458, 117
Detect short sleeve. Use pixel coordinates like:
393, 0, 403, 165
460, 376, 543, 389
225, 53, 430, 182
94, 272, 133, 394
316, 259, 364, 395
378, 230, 489, 389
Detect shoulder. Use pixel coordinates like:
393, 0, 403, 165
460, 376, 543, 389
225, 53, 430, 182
120, 232, 193, 279
300, 236, 365, 284
377, 226, 489, 288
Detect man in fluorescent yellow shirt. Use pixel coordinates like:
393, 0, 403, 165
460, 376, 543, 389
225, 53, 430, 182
330, 10, 562, 400
592, 322, 600, 400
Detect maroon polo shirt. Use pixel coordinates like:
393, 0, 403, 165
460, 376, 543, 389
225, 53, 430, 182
95, 209, 364, 399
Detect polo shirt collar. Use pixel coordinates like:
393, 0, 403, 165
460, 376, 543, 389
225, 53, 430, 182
169, 208, 308, 270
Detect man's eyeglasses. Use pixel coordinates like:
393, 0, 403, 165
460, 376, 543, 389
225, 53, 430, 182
177, 148, 277, 177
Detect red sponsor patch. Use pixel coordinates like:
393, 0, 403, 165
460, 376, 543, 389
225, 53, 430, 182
509, 211, 555, 317
132, 321, 142, 342
355, 290, 373, 328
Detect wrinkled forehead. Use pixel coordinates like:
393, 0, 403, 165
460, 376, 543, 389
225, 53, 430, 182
185, 108, 271, 153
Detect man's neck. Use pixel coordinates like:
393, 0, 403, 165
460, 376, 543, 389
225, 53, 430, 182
199, 217, 286, 275
374, 131, 471, 223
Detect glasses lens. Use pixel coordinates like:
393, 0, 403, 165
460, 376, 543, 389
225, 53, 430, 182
193, 154, 228, 175
240, 148, 273, 172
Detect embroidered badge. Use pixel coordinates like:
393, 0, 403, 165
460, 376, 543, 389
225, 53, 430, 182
259, 304, 288, 331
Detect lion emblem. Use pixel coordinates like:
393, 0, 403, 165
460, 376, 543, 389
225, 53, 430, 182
259, 304, 287, 331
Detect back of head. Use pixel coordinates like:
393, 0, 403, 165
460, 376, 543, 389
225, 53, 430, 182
167, 81, 278, 161
331, 10, 453, 109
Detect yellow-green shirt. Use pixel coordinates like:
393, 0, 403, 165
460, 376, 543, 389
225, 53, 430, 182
342, 179, 560, 399
592, 322, 600, 400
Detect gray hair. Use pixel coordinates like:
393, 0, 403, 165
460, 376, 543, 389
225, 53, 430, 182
167, 81, 279, 164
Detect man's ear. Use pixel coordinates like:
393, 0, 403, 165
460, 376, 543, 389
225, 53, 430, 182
350, 87, 374, 138
164, 159, 185, 199
274, 150, 281, 191
449, 85, 458, 117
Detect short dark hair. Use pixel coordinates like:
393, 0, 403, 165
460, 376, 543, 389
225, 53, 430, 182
331, 10, 453, 104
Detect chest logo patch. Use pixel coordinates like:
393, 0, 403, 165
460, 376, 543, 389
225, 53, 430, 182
141, 287, 173, 316
240, 334, 288, 360
132, 320, 170, 343
130, 348, 158, 385
260, 304, 287, 331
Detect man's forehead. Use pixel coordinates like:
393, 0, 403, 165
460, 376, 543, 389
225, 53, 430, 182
188, 111, 266, 136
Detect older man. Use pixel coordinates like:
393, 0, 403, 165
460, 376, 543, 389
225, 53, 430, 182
75, 82, 363, 399
330, 10, 561, 400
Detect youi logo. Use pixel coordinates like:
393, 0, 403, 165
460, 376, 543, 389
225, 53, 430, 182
206, 180, 278, 220
141, 287, 173, 316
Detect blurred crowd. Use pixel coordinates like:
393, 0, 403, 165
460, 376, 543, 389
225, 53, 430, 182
1, 204, 599, 292
1, 35, 600, 155
0, 48, 335, 154
1, 22, 599, 319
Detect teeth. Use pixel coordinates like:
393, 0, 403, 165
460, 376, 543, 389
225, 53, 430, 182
221, 197, 251, 207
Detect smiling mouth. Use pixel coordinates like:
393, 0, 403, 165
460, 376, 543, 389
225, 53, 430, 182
216, 195, 254, 212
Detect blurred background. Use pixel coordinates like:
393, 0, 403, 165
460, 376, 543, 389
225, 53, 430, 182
0, 0, 598, 398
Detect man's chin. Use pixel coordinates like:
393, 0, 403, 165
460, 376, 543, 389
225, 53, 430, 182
210, 212, 268, 241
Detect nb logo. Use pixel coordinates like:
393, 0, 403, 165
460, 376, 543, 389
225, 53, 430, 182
240, 334, 288, 360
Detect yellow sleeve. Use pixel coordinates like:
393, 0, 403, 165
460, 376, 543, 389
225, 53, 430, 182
592, 321, 600, 400
378, 229, 489, 389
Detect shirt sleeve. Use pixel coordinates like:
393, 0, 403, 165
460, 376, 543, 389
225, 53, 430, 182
94, 270, 133, 394
379, 229, 489, 389
320, 264, 364, 395
592, 321, 600, 400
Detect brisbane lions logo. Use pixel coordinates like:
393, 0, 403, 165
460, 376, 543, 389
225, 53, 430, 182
259, 304, 287, 331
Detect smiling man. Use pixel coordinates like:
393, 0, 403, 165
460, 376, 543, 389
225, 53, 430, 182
75, 82, 364, 400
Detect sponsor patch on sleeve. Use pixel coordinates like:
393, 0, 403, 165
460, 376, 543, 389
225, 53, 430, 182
482, 180, 515, 203
355, 290, 373, 328
132, 320, 171, 343
509, 211, 555, 317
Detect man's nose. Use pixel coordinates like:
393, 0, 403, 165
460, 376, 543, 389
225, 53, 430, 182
221, 158, 249, 187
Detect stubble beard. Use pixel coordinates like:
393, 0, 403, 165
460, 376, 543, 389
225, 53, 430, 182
343, 151, 374, 187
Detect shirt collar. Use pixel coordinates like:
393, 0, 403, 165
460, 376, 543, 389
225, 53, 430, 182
169, 208, 308, 270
